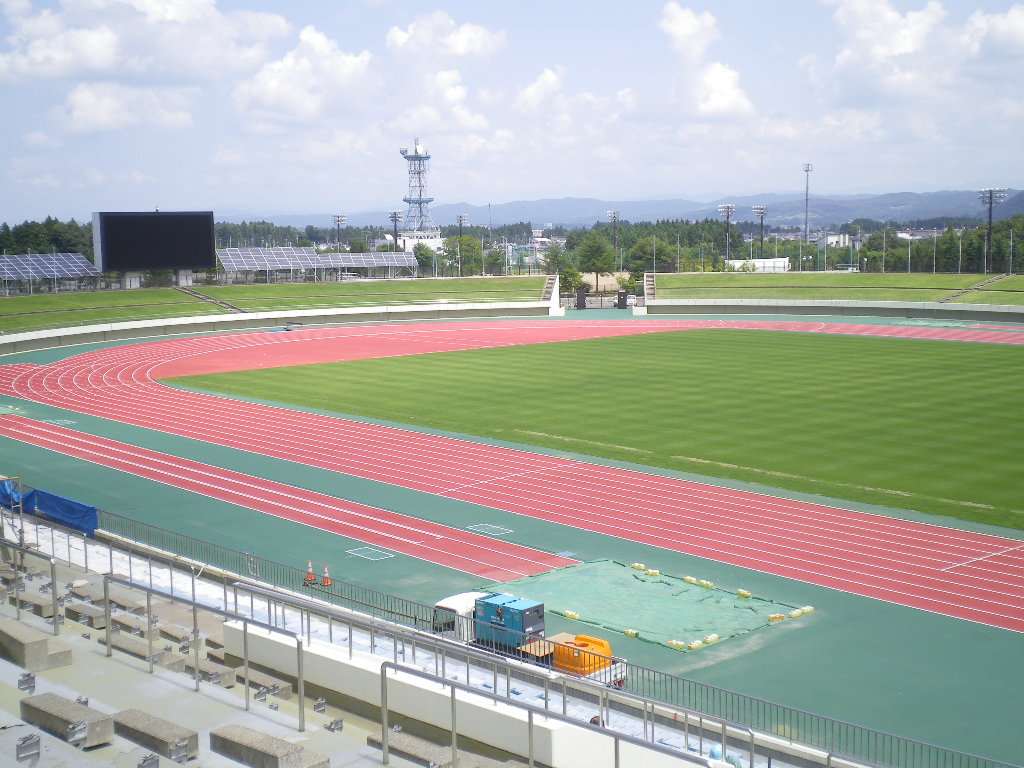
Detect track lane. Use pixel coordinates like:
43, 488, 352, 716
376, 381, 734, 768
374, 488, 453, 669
0, 415, 574, 582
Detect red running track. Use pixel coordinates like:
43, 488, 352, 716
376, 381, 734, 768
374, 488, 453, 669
1, 319, 1023, 632
0, 415, 574, 582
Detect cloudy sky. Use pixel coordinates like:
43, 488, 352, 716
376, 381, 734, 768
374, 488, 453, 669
1, 0, 1022, 224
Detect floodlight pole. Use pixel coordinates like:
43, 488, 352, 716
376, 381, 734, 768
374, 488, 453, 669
803, 163, 813, 247
389, 211, 402, 253
980, 188, 1008, 274
752, 205, 767, 260
607, 211, 620, 271
457, 214, 471, 273
332, 214, 347, 253
718, 204, 736, 262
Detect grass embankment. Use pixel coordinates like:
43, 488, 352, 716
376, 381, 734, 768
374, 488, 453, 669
655, 273, 989, 301
655, 274, 991, 303
192, 276, 548, 311
165, 329, 1024, 531
0, 289, 224, 334
951, 275, 1024, 305
0, 277, 549, 334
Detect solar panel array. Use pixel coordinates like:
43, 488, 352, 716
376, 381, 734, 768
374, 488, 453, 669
0, 253, 102, 281
217, 247, 416, 272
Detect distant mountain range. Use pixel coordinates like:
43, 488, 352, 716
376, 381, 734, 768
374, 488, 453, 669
223, 189, 1023, 230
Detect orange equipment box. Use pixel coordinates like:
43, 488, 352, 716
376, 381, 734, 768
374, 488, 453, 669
552, 634, 613, 676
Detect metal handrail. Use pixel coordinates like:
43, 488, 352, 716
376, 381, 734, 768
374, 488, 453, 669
3, 493, 1019, 768
379, 660, 716, 768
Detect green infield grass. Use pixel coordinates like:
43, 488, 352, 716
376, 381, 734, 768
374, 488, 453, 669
164, 329, 1024, 531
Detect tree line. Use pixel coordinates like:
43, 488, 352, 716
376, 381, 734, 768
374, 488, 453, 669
3, 214, 1020, 288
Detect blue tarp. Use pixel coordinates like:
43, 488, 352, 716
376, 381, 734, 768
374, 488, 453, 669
0, 481, 97, 537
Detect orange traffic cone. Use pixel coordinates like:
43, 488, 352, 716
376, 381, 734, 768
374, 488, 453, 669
304, 560, 316, 584
322, 564, 332, 587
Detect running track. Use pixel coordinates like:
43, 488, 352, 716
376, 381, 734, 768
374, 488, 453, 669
1, 319, 1022, 632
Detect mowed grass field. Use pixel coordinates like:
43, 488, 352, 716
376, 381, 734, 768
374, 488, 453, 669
165, 329, 1024, 531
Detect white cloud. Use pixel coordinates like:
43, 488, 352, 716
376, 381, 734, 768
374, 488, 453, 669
22, 130, 59, 147
430, 69, 487, 130
696, 62, 754, 118
658, 3, 719, 63
57, 82, 194, 133
658, 3, 755, 120
963, 5, 1024, 57
0, 0, 290, 82
386, 11, 505, 57
824, 0, 961, 99
515, 67, 562, 112
0, 24, 119, 79
233, 26, 372, 123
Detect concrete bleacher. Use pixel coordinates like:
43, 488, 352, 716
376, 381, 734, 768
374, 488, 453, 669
211, 724, 329, 768
98, 631, 187, 671
113, 707, 199, 760
20, 692, 114, 748
0, 615, 71, 671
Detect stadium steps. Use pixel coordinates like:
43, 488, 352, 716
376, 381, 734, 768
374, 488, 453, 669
938, 274, 1008, 303
541, 275, 556, 301
644, 272, 656, 300
175, 286, 247, 313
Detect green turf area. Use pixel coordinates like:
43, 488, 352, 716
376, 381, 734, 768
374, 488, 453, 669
165, 329, 1024, 530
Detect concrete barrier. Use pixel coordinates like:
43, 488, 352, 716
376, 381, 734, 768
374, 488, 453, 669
113, 708, 199, 760
209, 724, 328, 768
0, 616, 72, 671
20, 692, 114, 748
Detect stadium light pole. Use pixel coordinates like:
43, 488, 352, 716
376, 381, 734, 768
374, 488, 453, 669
803, 163, 813, 247
332, 213, 347, 253
979, 188, 1007, 274
389, 210, 402, 253
607, 211, 620, 271
752, 205, 767, 260
718, 204, 736, 262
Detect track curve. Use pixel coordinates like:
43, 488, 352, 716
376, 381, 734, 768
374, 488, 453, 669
1, 318, 1022, 631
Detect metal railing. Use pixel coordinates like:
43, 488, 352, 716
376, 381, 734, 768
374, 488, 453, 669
2, 496, 1018, 768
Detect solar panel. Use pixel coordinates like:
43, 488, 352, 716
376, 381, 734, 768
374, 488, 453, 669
216, 248, 414, 272
0, 253, 101, 280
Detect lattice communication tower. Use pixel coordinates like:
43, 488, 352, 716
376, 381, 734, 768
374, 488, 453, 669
399, 138, 439, 234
